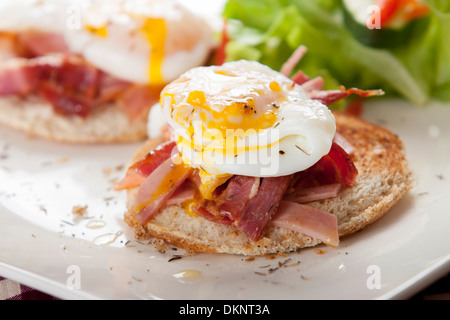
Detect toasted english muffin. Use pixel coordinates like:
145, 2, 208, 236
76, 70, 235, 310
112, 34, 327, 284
0, 96, 148, 143
123, 111, 413, 256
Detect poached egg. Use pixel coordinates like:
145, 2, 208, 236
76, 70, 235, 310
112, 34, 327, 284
155, 60, 336, 183
65, 0, 214, 85
0, 0, 214, 86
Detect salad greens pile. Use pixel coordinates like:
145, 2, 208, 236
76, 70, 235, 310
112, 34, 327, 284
222, 0, 450, 106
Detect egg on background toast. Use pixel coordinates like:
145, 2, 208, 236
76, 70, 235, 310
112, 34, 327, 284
0, 0, 214, 143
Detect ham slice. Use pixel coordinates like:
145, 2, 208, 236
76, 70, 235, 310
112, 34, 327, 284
95, 72, 131, 104
119, 84, 162, 120
115, 140, 177, 190
280, 45, 307, 77
18, 31, 69, 57
271, 201, 339, 247
284, 183, 342, 203
0, 33, 27, 61
237, 175, 292, 241
0, 54, 69, 95
333, 132, 355, 155
0, 58, 36, 95
301, 76, 324, 92
135, 158, 193, 224
290, 69, 310, 85
165, 181, 196, 207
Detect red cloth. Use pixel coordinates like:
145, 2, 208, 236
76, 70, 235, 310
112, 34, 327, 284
0, 277, 59, 300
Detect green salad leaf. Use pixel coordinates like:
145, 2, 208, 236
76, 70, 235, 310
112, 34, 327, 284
222, 0, 450, 105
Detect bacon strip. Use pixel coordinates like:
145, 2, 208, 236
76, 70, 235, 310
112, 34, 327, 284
237, 175, 292, 241
0, 54, 102, 116
309, 86, 384, 106
39, 56, 101, 117
297, 142, 358, 189
215, 19, 230, 66
194, 204, 234, 225
40, 85, 91, 117
214, 175, 260, 221
282, 45, 383, 108
317, 142, 358, 188
190, 175, 258, 225
0, 51, 156, 119
309, 90, 348, 106
271, 201, 339, 247
94, 72, 131, 104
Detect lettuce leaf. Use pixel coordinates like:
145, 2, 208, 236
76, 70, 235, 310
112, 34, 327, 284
425, 0, 450, 99
222, 0, 450, 105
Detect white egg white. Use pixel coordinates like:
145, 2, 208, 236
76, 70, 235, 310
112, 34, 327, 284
159, 60, 336, 178
0, 0, 71, 33
147, 102, 167, 139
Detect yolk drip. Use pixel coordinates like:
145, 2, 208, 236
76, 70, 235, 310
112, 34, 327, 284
197, 171, 231, 200
136, 162, 190, 212
269, 81, 282, 92
142, 18, 166, 84
85, 24, 108, 37
181, 198, 199, 217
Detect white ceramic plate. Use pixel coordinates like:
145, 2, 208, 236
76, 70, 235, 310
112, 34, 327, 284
1, 98, 449, 300
1, 0, 450, 300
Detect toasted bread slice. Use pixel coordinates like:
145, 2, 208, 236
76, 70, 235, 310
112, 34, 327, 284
123, 111, 413, 255
0, 96, 148, 143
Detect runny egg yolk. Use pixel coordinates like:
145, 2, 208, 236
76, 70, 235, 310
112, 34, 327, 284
141, 18, 166, 85
180, 81, 281, 137
166, 83, 282, 161
185, 90, 279, 136
84, 24, 108, 38
180, 198, 199, 217
196, 171, 231, 200
85, 24, 108, 38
